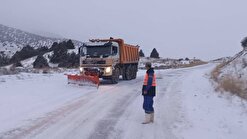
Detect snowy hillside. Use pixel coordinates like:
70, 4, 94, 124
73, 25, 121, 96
212, 48, 247, 98
0, 24, 83, 57
219, 48, 247, 79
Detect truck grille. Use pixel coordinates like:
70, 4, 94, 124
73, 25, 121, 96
84, 68, 105, 76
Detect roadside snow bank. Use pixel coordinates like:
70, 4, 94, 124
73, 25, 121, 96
212, 49, 247, 99
176, 64, 247, 139
0, 72, 96, 135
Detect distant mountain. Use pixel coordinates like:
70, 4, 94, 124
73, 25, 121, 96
32, 30, 64, 38
0, 24, 83, 57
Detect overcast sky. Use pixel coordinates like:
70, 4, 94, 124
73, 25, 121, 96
0, 0, 247, 60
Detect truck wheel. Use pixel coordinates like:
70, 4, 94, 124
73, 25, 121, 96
132, 71, 137, 79
125, 66, 132, 80
122, 66, 127, 80
132, 65, 137, 79
111, 68, 120, 84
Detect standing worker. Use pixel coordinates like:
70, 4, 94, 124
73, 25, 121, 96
142, 62, 156, 124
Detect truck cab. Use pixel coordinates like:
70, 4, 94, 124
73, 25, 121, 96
79, 38, 139, 84
79, 41, 119, 81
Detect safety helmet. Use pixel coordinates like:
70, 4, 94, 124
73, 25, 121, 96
145, 62, 152, 68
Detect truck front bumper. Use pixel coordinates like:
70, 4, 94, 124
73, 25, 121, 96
80, 66, 113, 77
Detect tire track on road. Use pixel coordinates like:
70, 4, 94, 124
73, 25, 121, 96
88, 78, 143, 139
0, 78, 123, 139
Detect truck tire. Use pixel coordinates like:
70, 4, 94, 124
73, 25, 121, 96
125, 66, 132, 80
132, 69, 137, 79
122, 66, 127, 80
111, 68, 120, 84
129, 65, 135, 79
132, 65, 138, 79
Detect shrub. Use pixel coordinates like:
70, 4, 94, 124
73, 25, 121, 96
33, 55, 49, 68
219, 75, 247, 99
13, 61, 23, 67
211, 63, 226, 82
242, 58, 247, 68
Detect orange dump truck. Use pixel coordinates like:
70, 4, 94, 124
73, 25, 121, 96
78, 38, 139, 84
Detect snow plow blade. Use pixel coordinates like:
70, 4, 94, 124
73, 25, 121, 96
66, 74, 99, 88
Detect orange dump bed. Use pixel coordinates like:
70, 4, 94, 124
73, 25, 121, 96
120, 43, 139, 64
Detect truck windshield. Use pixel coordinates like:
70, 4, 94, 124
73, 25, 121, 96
82, 46, 112, 57
80, 41, 119, 57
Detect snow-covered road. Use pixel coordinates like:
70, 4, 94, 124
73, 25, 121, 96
0, 63, 247, 139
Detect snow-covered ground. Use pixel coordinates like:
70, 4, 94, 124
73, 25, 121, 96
0, 64, 246, 139
139, 57, 205, 69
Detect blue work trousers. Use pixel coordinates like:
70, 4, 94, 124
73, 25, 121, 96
143, 96, 154, 113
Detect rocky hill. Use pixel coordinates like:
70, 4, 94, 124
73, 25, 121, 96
0, 24, 82, 57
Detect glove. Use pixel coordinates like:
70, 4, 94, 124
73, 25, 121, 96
144, 91, 147, 94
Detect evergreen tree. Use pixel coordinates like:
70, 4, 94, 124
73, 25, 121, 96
36, 46, 49, 54
10, 51, 21, 64
150, 48, 159, 58
50, 42, 59, 51
33, 55, 49, 68
10, 45, 38, 63
66, 39, 75, 49
58, 52, 79, 68
68, 52, 79, 67
139, 49, 145, 57
0, 53, 10, 67
241, 37, 247, 48
50, 42, 68, 63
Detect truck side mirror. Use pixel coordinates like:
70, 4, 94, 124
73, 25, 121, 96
112, 47, 118, 55
78, 47, 81, 54
79, 47, 86, 56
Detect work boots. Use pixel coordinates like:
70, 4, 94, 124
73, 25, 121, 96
142, 113, 151, 124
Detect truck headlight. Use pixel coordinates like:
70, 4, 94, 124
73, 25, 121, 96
79, 67, 84, 72
105, 67, 111, 73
